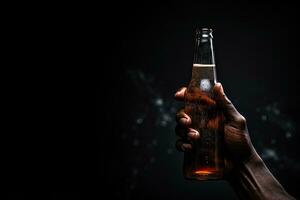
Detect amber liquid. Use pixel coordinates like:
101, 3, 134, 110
183, 64, 224, 180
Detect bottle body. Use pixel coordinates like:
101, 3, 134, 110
183, 29, 224, 180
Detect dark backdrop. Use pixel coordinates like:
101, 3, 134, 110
100, 2, 300, 200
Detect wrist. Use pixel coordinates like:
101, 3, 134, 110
227, 149, 264, 184
227, 150, 295, 200
226, 151, 266, 199
242, 148, 263, 167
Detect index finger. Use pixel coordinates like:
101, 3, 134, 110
174, 87, 187, 101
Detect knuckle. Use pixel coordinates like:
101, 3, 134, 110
236, 115, 247, 127
187, 129, 200, 140
175, 108, 185, 121
179, 118, 187, 125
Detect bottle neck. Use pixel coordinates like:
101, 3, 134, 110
190, 29, 217, 88
193, 29, 215, 65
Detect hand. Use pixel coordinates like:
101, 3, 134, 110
174, 82, 256, 176
175, 82, 296, 199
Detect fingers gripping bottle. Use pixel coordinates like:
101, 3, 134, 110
183, 28, 225, 180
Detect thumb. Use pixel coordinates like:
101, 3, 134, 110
213, 82, 246, 129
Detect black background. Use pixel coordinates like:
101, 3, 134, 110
9, 2, 300, 200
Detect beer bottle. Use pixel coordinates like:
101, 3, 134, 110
183, 28, 224, 180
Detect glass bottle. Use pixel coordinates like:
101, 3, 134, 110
183, 28, 224, 180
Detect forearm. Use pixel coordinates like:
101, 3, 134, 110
228, 151, 295, 200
